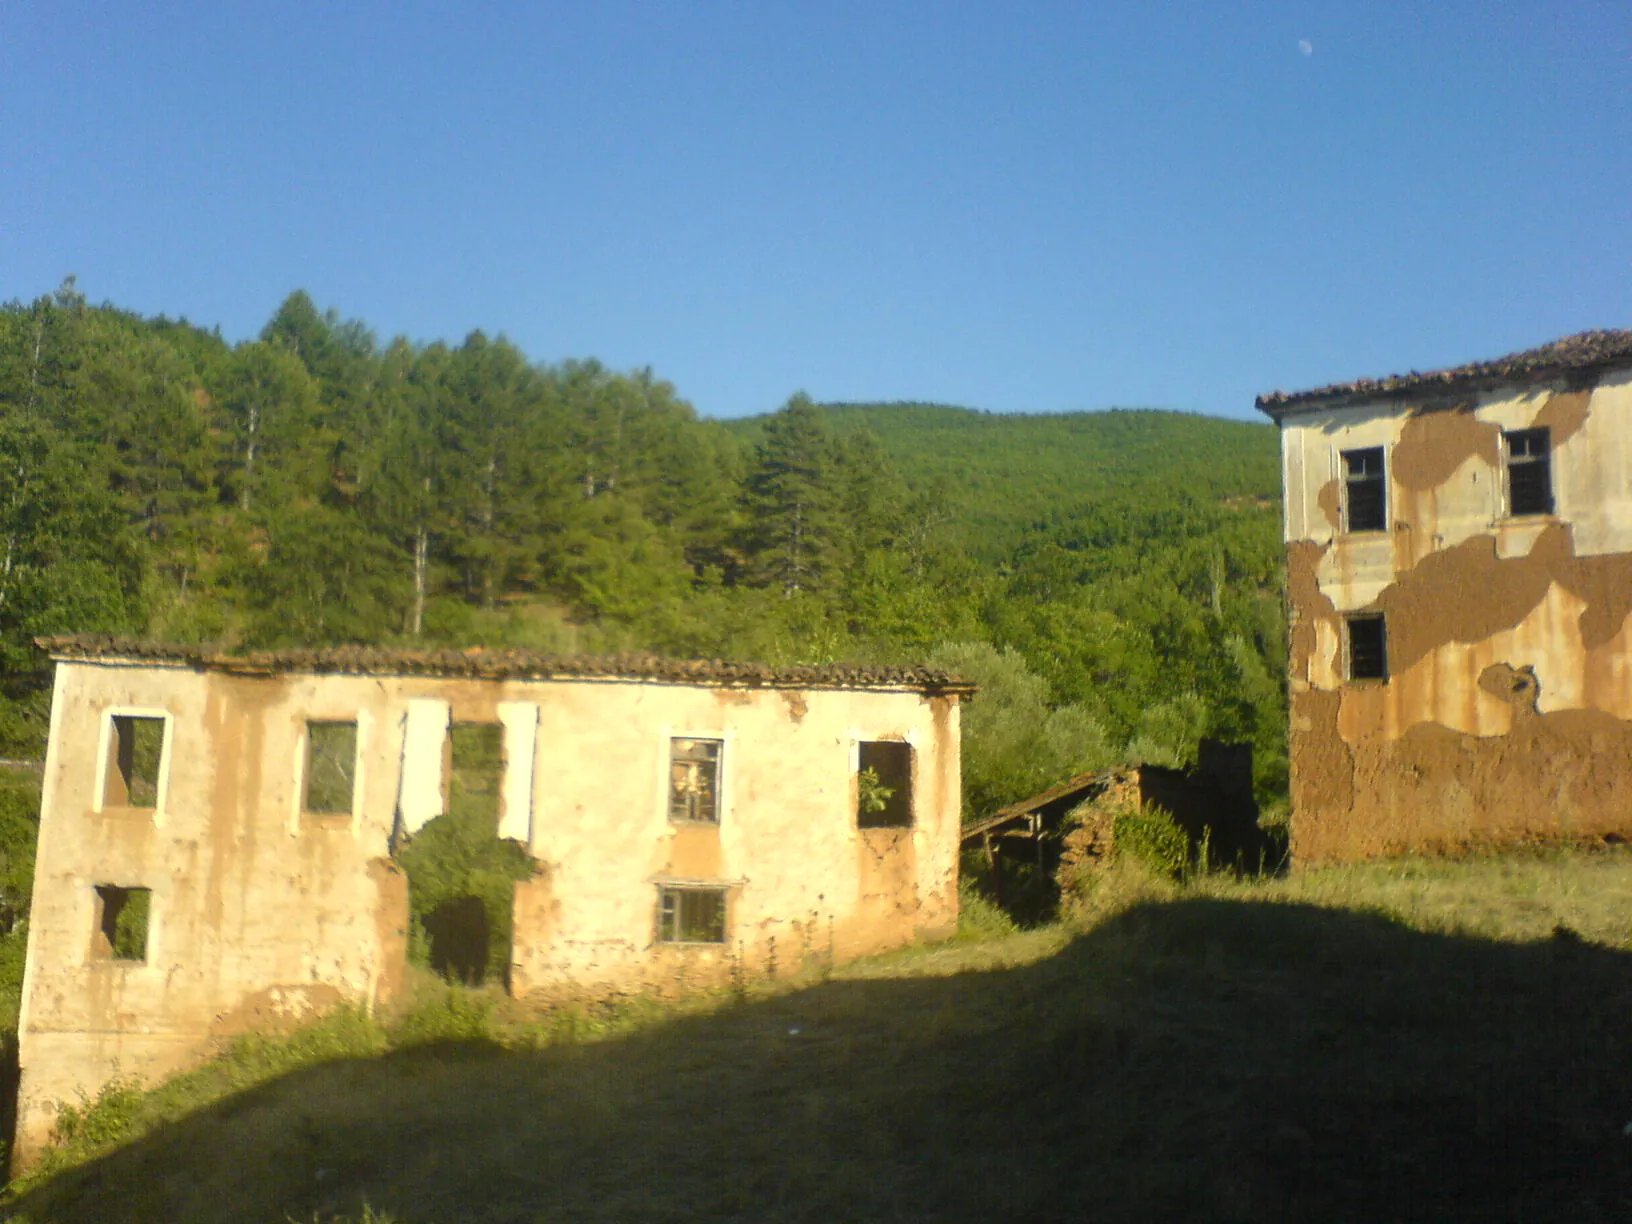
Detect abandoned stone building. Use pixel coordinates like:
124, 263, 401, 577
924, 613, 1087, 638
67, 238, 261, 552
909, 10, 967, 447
1257, 329, 1632, 862
15, 637, 969, 1163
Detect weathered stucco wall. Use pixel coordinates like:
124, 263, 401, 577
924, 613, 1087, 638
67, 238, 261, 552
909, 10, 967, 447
1279, 367, 1632, 861
15, 659, 961, 1165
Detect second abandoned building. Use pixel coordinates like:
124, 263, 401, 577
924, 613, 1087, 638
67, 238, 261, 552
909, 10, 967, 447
15, 638, 969, 1163
1258, 329, 1632, 861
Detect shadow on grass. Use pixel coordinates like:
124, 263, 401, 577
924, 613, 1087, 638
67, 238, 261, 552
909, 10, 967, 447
10, 899, 1632, 1224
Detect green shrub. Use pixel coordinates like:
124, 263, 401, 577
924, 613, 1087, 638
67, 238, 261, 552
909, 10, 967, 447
1112, 802, 1189, 879
48, 1078, 146, 1150
390, 985, 498, 1047
856, 767, 894, 815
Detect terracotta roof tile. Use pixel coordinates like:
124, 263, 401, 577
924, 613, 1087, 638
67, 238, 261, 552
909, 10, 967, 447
36, 635, 975, 696
1256, 329, 1632, 417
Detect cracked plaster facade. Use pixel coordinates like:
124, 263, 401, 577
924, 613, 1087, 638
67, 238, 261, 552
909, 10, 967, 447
13, 644, 966, 1166
1259, 333, 1632, 862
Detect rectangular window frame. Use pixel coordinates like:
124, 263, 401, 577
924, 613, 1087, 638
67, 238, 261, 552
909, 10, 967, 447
1345, 613, 1389, 683
656, 885, 728, 944
295, 715, 367, 830
1503, 427, 1554, 518
91, 884, 152, 964
667, 736, 724, 825
1340, 446, 1388, 534
93, 708, 174, 824
854, 738, 916, 829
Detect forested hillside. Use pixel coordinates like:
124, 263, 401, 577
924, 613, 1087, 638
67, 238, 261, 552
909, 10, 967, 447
726, 402, 1279, 563
0, 282, 1287, 810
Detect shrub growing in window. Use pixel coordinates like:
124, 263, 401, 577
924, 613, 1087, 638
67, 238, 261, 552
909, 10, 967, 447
857, 741, 913, 828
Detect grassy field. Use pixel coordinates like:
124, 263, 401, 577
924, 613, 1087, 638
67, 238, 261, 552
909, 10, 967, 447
7, 849, 1632, 1223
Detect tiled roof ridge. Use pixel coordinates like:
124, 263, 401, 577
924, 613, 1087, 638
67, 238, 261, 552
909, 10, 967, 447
35, 634, 975, 695
1256, 328, 1632, 416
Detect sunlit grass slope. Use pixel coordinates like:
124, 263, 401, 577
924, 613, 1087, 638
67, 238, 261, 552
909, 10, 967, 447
10, 848, 1632, 1223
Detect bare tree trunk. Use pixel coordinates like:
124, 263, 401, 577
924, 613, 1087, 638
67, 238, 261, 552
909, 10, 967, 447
411, 525, 428, 637
241, 401, 260, 511
0, 536, 13, 615
785, 503, 804, 597
481, 453, 496, 607
25, 320, 42, 413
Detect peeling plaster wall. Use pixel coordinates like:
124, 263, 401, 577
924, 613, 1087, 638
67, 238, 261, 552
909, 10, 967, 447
15, 663, 960, 1163
509, 683, 959, 996
1279, 368, 1632, 861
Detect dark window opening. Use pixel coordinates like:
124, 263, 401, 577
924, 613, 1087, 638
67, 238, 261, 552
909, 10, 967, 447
448, 723, 504, 832
658, 887, 727, 943
1347, 614, 1389, 681
94, 885, 150, 962
857, 741, 914, 828
421, 894, 491, 985
104, 715, 164, 809
304, 721, 358, 816
1505, 428, 1554, 517
669, 738, 722, 823
1342, 447, 1387, 533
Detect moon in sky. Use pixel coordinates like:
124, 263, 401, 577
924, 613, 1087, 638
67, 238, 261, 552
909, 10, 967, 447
1298, 39, 1314, 55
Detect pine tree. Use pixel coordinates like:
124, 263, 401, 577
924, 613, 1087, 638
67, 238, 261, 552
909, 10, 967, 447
742, 395, 840, 596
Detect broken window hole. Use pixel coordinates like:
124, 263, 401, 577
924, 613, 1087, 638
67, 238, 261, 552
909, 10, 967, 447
421, 894, 491, 985
1346, 613, 1389, 682
398, 721, 530, 987
304, 721, 358, 816
104, 715, 165, 809
857, 741, 914, 828
447, 723, 504, 832
93, 885, 150, 962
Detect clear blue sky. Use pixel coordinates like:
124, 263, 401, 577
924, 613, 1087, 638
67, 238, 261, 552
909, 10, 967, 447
3, 1, 1627, 420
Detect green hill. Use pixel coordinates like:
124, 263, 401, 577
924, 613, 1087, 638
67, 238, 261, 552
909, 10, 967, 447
724, 402, 1281, 561
0, 288, 1291, 810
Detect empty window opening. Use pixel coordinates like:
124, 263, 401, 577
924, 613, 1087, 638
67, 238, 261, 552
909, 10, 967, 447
857, 741, 914, 828
1342, 447, 1387, 533
669, 738, 722, 823
658, 887, 727, 943
93, 885, 150, 962
447, 723, 504, 832
1505, 428, 1554, 517
397, 721, 530, 987
421, 894, 490, 985
104, 715, 165, 809
1347, 614, 1389, 682
304, 721, 358, 816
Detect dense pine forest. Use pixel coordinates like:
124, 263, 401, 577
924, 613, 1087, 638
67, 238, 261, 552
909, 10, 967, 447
0, 280, 1287, 811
